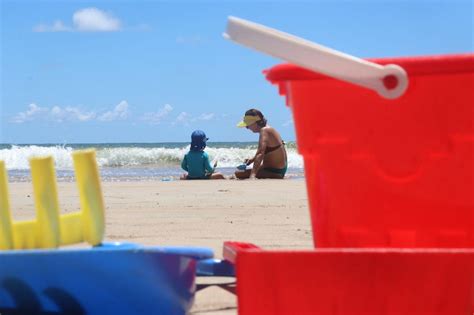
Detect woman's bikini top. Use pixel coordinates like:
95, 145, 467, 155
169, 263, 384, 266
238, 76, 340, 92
265, 140, 285, 154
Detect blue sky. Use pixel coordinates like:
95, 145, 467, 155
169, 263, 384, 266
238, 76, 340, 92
1, 0, 472, 144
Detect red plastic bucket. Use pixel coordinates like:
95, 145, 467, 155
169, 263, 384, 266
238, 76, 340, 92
266, 54, 474, 248
233, 247, 474, 315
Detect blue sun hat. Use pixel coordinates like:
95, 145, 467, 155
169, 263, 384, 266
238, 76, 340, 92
190, 130, 209, 151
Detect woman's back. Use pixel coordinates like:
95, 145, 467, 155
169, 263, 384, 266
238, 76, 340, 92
261, 126, 287, 169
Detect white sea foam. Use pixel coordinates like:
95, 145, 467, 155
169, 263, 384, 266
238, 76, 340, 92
0, 145, 74, 170
0, 144, 304, 170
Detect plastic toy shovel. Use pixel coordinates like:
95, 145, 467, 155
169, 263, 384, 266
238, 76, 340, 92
223, 16, 408, 99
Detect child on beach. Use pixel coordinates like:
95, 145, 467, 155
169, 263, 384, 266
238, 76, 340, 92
180, 130, 225, 180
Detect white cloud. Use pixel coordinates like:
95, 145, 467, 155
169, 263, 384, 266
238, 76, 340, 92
10, 101, 131, 123
197, 113, 215, 121
141, 104, 174, 124
172, 111, 216, 126
282, 119, 294, 127
33, 7, 121, 32
11, 102, 217, 126
50, 106, 96, 122
33, 20, 72, 32
10, 103, 48, 123
98, 100, 129, 121
73, 8, 121, 32
173, 111, 190, 125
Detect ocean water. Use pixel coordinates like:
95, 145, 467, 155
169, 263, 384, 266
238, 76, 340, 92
0, 142, 304, 182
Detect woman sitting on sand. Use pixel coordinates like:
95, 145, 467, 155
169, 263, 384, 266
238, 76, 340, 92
181, 130, 225, 180
235, 109, 287, 179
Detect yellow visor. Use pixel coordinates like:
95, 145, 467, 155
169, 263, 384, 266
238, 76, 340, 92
237, 115, 261, 127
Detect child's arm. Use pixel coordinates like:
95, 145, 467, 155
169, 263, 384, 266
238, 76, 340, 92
250, 129, 268, 179
204, 152, 214, 174
181, 155, 188, 171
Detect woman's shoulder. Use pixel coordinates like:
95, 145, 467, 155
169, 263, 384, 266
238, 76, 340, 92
262, 125, 281, 137
262, 124, 277, 131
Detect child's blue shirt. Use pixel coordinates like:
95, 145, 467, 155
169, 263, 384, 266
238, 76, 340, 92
181, 151, 214, 179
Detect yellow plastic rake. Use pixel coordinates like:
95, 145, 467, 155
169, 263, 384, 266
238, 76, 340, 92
0, 149, 105, 250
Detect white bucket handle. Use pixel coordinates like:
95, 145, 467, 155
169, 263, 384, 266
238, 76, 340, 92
224, 16, 408, 99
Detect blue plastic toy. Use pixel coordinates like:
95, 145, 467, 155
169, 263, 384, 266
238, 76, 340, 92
237, 164, 247, 171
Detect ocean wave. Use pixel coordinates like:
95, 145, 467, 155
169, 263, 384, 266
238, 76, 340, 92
0, 145, 74, 170
0, 144, 304, 170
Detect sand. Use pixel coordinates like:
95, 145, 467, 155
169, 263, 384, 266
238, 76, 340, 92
8, 179, 313, 315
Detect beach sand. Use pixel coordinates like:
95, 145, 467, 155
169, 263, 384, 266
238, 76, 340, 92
8, 179, 313, 315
